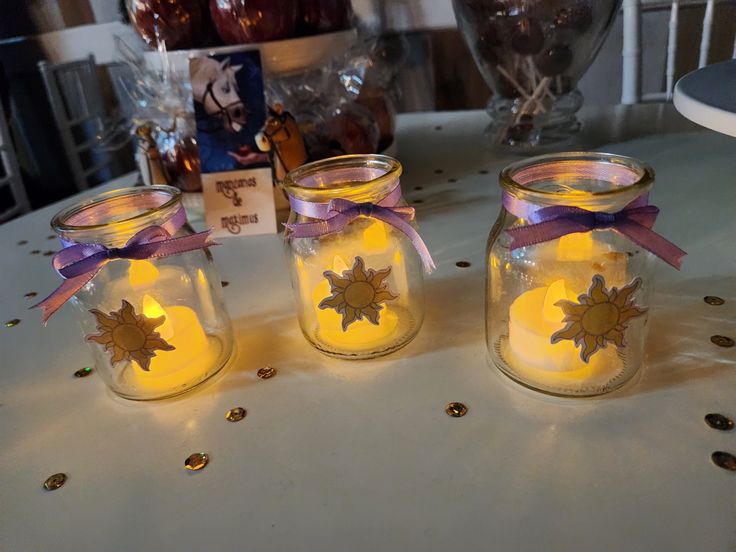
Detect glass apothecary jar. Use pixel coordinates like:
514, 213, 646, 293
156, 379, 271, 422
283, 155, 433, 359
487, 152, 684, 396
46, 186, 233, 400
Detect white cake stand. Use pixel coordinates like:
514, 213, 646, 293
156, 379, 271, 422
673, 59, 736, 137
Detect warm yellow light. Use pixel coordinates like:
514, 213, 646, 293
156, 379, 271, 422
129, 260, 159, 287
556, 232, 593, 261
332, 255, 349, 273
363, 221, 389, 251
542, 279, 569, 323
142, 294, 174, 340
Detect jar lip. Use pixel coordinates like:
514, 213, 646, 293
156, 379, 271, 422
51, 185, 182, 234
500, 152, 655, 202
283, 154, 402, 195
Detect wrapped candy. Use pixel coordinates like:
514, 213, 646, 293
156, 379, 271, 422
127, 0, 212, 50
209, 0, 299, 44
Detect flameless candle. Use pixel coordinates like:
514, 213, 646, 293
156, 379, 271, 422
41, 185, 234, 400
487, 153, 684, 396
284, 155, 433, 359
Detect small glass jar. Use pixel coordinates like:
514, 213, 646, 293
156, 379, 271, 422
283, 155, 426, 359
51, 186, 233, 400
487, 152, 659, 396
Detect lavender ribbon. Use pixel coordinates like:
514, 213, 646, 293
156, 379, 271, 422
503, 192, 686, 269
33, 225, 218, 324
285, 188, 435, 273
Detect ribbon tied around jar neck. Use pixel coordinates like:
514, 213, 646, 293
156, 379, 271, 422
502, 192, 686, 269
33, 206, 217, 324
285, 184, 436, 273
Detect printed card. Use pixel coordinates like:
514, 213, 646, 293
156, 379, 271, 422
190, 49, 277, 237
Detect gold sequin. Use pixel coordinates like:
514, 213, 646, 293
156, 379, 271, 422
225, 407, 246, 422
711, 335, 735, 348
445, 402, 468, 417
185, 452, 209, 471
711, 451, 736, 471
257, 366, 276, 379
704, 296, 725, 306
705, 413, 734, 431
44, 473, 67, 490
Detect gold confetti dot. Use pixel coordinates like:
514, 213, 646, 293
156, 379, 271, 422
17, 240, 28, 246
44, 473, 67, 490
711, 451, 736, 471
23, 292, 37, 299
42, 250, 56, 257
30, 250, 40, 255
704, 296, 725, 306
46, 235, 56, 240
4, 319, 20, 328
74, 367, 93, 378
185, 452, 208, 471
711, 335, 735, 348
705, 413, 734, 431
445, 402, 468, 417
456, 261, 471, 268
221, 281, 229, 287
257, 366, 276, 379
225, 407, 246, 422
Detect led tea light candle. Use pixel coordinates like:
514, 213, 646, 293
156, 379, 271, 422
487, 153, 685, 396
36, 186, 233, 400
284, 155, 434, 359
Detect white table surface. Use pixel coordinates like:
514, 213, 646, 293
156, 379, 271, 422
674, 60, 736, 138
1, 107, 735, 552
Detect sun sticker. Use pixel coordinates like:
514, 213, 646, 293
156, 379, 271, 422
86, 299, 175, 370
319, 256, 398, 331
551, 275, 647, 363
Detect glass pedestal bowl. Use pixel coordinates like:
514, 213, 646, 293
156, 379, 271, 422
453, 0, 621, 147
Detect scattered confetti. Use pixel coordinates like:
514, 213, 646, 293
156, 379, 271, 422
705, 413, 734, 431
711, 335, 734, 348
74, 367, 93, 378
4, 319, 20, 328
225, 407, 247, 422
704, 296, 725, 306
257, 366, 276, 379
43, 473, 67, 490
445, 402, 468, 417
711, 451, 736, 471
185, 452, 209, 471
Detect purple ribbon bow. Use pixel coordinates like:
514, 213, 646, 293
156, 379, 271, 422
33, 226, 218, 324
285, 198, 436, 272
505, 199, 686, 269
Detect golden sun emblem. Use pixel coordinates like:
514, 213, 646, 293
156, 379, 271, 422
551, 275, 647, 363
86, 300, 174, 370
319, 256, 398, 331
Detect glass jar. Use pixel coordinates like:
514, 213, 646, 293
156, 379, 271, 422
452, 0, 621, 147
487, 152, 661, 396
50, 186, 233, 400
283, 155, 428, 359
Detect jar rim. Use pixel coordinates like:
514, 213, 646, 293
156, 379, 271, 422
283, 154, 402, 201
51, 185, 182, 235
500, 152, 655, 205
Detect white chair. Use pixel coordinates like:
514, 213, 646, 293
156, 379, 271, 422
621, 0, 736, 104
38, 55, 131, 191
0, 104, 30, 223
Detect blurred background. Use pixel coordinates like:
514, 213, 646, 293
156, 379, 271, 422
0, 0, 734, 215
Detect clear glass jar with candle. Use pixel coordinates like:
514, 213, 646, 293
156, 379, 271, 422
487, 152, 683, 397
50, 186, 233, 400
283, 155, 432, 359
